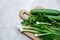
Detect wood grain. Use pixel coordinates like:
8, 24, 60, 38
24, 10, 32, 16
23, 32, 40, 40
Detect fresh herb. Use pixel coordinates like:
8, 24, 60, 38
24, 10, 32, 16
21, 9, 60, 40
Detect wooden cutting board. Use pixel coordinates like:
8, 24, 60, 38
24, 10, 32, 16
19, 6, 44, 40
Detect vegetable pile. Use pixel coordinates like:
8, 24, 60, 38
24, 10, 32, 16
21, 9, 60, 40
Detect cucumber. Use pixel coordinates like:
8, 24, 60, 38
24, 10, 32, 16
30, 9, 60, 16
46, 15, 60, 22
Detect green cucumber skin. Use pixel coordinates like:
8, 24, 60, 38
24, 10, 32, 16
30, 9, 60, 16
46, 15, 60, 22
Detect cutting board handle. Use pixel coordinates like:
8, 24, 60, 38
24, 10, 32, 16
19, 9, 30, 20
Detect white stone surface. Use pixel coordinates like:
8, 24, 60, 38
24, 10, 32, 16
0, 0, 60, 40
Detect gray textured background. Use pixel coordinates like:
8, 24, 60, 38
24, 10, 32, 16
0, 0, 60, 40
